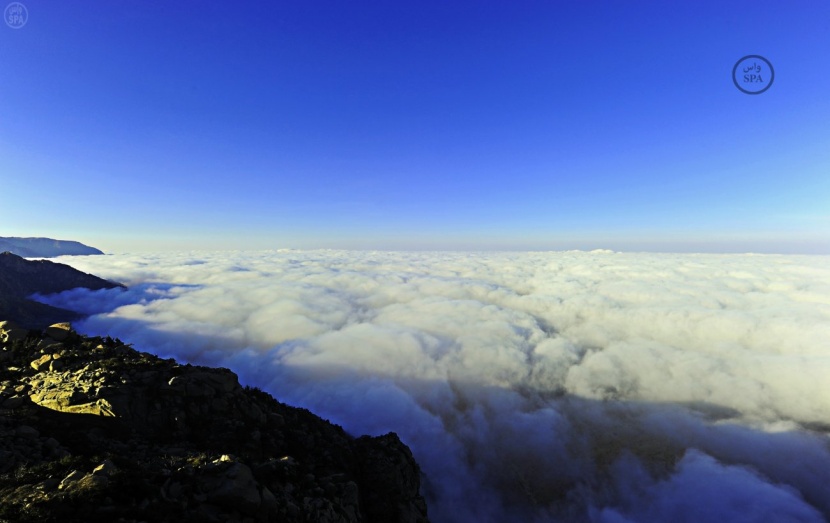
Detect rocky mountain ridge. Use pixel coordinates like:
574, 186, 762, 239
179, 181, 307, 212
0, 238, 104, 258
0, 321, 429, 523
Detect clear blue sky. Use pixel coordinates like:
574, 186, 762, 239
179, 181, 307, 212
2, 1, 828, 253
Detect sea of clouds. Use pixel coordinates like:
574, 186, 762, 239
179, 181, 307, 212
36, 250, 830, 522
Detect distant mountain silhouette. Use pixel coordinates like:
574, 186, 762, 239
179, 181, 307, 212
0, 237, 104, 257
0, 252, 124, 329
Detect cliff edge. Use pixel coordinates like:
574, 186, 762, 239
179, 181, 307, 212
0, 321, 429, 523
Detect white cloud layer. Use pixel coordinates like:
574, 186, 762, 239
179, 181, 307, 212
39, 250, 830, 522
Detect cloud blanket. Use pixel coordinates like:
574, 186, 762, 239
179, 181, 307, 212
38, 250, 830, 522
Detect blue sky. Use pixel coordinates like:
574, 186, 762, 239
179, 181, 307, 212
1, 1, 828, 253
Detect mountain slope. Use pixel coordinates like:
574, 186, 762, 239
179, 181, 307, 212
0, 237, 104, 258
0, 252, 124, 329
0, 323, 430, 522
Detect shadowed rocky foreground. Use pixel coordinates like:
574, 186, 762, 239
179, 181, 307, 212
0, 321, 429, 523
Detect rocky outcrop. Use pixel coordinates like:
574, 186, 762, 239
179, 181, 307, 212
0, 321, 429, 523
0, 252, 124, 330
0, 237, 104, 258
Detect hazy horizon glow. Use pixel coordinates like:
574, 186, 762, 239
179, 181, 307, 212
2, 1, 830, 252
37, 250, 830, 523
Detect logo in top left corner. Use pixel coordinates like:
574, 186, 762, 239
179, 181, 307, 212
5, 2, 28, 29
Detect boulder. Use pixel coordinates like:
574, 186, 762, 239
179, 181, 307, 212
29, 386, 118, 417
58, 470, 86, 490
0, 320, 29, 344
199, 460, 263, 516
45, 322, 73, 341
30, 354, 52, 371
93, 459, 118, 476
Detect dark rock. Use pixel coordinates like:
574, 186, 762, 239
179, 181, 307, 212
356, 433, 430, 523
44, 323, 73, 341
0, 322, 430, 523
